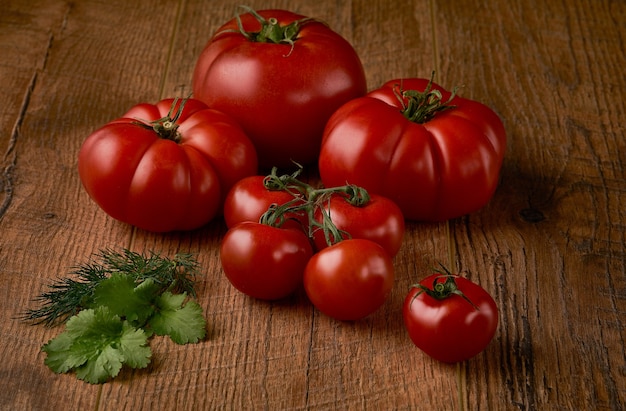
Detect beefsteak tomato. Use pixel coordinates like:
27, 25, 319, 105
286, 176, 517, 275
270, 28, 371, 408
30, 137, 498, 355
403, 272, 498, 363
192, 7, 367, 168
78, 98, 258, 232
303, 239, 394, 321
318, 77, 507, 221
220, 221, 313, 300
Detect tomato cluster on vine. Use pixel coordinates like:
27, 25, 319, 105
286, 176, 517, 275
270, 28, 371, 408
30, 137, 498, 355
220, 166, 404, 321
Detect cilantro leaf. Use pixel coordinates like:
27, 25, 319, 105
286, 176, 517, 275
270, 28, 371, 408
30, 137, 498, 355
116, 325, 153, 369
149, 292, 207, 344
92, 273, 160, 325
41, 331, 81, 373
75, 344, 124, 384
42, 306, 152, 384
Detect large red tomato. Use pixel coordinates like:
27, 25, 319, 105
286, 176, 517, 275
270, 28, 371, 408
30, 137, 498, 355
192, 8, 367, 168
78, 98, 258, 232
318, 78, 507, 221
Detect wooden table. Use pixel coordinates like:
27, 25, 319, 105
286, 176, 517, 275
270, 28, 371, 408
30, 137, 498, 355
2, 0, 624, 409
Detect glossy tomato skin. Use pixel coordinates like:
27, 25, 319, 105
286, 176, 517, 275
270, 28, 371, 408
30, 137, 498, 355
220, 221, 313, 300
312, 193, 405, 257
402, 274, 498, 363
223, 175, 307, 231
318, 78, 507, 222
304, 239, 394, 321
78, 98, 258, 232
192, 9, 367, 168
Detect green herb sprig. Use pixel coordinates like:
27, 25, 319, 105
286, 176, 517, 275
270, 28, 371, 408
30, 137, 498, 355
20, 249, 207, 384
21, 248, 199, 326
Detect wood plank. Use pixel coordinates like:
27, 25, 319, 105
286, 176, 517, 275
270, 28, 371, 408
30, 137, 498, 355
434, 0, 626, 409
0, 2, 108, 410
296, 4, 461, 409
0, 1, 65, 222
0, 0, 188, 409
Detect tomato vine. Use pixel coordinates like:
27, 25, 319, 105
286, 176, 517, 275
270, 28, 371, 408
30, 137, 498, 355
258, 166, 371, 246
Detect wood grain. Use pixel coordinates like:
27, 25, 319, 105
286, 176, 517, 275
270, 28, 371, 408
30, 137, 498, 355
434, 0, 626, 409
0, 0, 624, 410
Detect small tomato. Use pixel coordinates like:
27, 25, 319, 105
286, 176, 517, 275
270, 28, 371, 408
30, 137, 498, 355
220, 221, 313, 300
223, 175, 307, 231
304, 239, 394, 321
312, 192, 405, 257
403, 272, 498, 363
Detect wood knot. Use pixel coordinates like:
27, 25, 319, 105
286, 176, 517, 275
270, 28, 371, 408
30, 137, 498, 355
519, 208, 545, 223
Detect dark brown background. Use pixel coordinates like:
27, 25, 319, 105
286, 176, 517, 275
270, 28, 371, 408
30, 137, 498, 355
1, 0, 624, 409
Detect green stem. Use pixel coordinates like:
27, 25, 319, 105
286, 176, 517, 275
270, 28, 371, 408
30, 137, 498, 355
258, 166, 370, 246
258, 197, 308, 229
309, 203, 351, 246
133, 98, 188, 143
395, 71, 458, 124
263, 165, 309, 197
411, 263, 480, 311
231, 6, 318, 56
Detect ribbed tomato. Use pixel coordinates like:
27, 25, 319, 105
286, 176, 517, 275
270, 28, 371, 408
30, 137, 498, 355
319, 77, 506, 221
78, 98, 257, 232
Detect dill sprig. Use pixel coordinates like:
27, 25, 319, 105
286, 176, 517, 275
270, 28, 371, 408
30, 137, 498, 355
20, 248, 201, 327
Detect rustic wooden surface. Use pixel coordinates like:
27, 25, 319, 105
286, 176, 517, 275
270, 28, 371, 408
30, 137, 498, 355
1, 0, 624, 409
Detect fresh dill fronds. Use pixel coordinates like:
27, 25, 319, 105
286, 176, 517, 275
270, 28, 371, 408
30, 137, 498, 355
20, 264, 108, 326
95, 248, 199, 297
20, 249, 201, 327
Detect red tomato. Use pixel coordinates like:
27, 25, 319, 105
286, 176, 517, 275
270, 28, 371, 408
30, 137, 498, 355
304, 239, 394, 321
78, 98, 257, 232
220, 221, 313, 300
223, 175, 307, 230
192, 8, 367, 168
312, 193, 405, 257
402, 274, 498, 363
318, 78, 507, 221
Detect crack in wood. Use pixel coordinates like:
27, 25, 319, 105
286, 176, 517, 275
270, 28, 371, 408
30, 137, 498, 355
0, 21, 58, 222
0, 63, 41, 221
0, 124, 19, 220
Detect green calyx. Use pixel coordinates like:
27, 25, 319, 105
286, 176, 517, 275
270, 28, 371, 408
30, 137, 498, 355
395, 71, 458, 124
133, 98, 188, 143
412, 263, 479, 310
150, 98, 187, 143
234, 6, 317, 55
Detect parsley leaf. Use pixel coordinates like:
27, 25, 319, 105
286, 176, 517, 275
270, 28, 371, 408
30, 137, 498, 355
42, 306, 151, 384
149, 292, 207, 344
